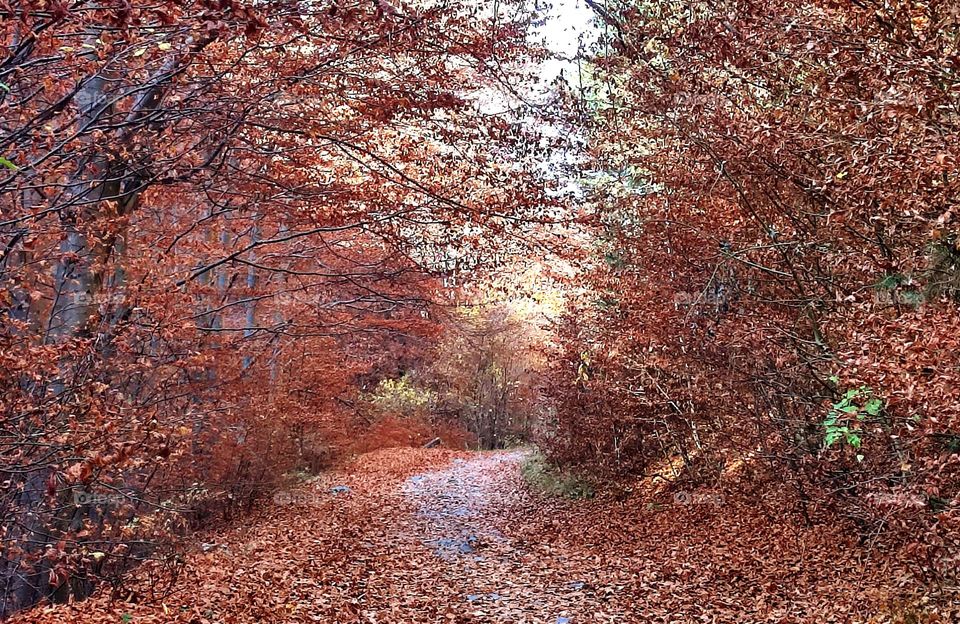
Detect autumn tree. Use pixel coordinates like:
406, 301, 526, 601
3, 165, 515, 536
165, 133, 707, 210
427, 303, 546, 448
545, 0, 960, 587
0, 0, 556, 612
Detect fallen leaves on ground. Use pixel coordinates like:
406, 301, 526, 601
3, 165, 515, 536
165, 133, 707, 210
14, 448, 948, 623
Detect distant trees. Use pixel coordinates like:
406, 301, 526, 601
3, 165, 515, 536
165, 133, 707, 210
353, 303, 548, 451
430, 305, 544, 448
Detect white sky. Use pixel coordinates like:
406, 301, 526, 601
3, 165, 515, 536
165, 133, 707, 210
536, 0, 597, 74
463, 0, 599, 196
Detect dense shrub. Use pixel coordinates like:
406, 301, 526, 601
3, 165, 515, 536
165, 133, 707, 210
544, 0, 960, 591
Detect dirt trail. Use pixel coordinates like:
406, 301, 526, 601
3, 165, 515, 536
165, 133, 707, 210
399, 451, 597, 622
18, 448, 917, 624
402, 452, 517, 560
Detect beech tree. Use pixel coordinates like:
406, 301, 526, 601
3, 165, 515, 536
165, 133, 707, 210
546, 0, 960, 586
0, 0, 555, 613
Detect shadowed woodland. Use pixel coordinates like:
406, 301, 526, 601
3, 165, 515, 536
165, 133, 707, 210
1, 1, 959, 622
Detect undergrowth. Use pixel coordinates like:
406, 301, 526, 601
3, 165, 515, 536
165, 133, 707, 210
521, 451, 595, 499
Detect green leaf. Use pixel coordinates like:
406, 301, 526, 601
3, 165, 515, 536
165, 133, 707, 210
0, 157, 18, 171
864, 398, 883, 416
845, 433, 862, 448
901, 290, 924, 306
0, 81, 9, 92
828, 375, 840, 385
876, 273, 906, 291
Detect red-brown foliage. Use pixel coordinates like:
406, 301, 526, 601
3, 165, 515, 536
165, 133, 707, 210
544, 0, 960, 593
0, 0, 551, 613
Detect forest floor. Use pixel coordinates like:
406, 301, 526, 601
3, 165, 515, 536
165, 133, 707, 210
20, 448, 933, 624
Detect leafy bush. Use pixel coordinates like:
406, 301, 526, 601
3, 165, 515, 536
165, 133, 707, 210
521, 452, 594, 499
822, 383, 885, 452
366, 375, 436, 418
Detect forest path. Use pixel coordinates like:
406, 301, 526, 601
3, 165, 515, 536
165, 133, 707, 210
21, 448, 914, 624
397, 450, 599, 622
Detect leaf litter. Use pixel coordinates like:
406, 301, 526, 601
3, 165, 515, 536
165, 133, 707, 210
15, 448, 934, 623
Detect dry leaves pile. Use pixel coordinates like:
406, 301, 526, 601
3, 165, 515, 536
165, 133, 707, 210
15, 449, 949, 623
